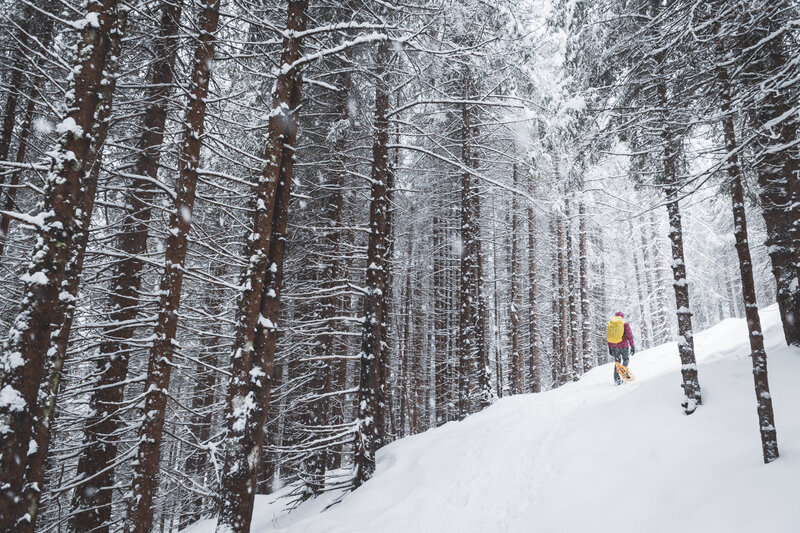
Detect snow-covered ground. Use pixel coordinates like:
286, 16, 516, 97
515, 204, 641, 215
188, 305, 800, 533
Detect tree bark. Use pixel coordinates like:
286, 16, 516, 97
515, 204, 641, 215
527, 176, 541, 392
215, 2, 307, 530
748, 17, 800, 347
565, 196, 579, 378
508, 164, 523, 394
21, 11, 125, 531
433, 210, 450, 423
69, 3, 183, 529
658, 81, 702, 413
0, 0, 121, 527
719, 67, 779, 463
579, 193, 592, 373
353, 37, 391, 487
557, 209, 569, 384
125, 1, 220, 530
631, 222, 650, 351
491, 209, 504, 397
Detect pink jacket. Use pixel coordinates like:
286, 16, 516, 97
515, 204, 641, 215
607, 312, 634, 349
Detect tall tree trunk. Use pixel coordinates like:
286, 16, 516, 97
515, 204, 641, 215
433, 210, 450, 423
491, 209, 504, 397
22, 11, 125, 531
410, 262, 425, 434
550, 214, 561, 384
631, 222, 650, 351
400, 243, 413, 435
719, 67, 779, 463
215, 2, 307, 530
557, 209, 569, 384
323, 59, 351, 472
565, 196, 579, 378
527, 176, 541, 392
508, 165, 523, 394
473, 186, 492, 409
457, 79, 475, 419
178, 262, 225, 529
595, 226, 609, 362
125, 0, 220, 529
353, 37, 391, 487
302, 72, 350, 492
579, 193, 592, 373
69, 3, 183, 530
658, 82, 702, 414
379, 154, 396, 439
0, 0, 121, 527
748, 18, 800, 347
664, 190, 702, 414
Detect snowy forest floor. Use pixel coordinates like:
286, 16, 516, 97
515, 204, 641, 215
188, 305, 800, 533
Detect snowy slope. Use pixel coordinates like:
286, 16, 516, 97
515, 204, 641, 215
188, 305, 800, 533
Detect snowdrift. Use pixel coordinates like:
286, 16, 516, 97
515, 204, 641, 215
188, 305, 800, 532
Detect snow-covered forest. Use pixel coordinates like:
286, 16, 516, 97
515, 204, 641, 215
0, 0, 796, 531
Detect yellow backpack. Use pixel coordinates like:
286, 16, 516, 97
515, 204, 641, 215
606, 316, 625, 343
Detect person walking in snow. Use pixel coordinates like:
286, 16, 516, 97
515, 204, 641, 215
607, 311, 635, 385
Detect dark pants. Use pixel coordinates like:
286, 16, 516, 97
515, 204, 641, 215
610, 347, 630, 384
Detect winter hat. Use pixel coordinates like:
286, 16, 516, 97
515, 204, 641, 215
615, 311, 625, 318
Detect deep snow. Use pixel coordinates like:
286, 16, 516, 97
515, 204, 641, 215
188, 304, 800, 533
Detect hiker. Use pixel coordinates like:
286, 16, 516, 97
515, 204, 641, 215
607, 311, 635, 384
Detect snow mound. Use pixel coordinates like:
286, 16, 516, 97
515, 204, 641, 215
187, 305, 800, 533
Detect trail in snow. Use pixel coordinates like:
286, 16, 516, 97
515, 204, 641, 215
187, 305, 800, 533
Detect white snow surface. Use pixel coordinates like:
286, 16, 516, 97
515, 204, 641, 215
187, 305, 800, 533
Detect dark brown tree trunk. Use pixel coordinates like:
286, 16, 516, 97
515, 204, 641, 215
321, 56, 351, 474
719, 68, 779, 462
550, 214, 561, 384
579, 195, 592, 373
302, 74, 350, 493
215, 2, 307, 530
353, 37, 391, 487
473, 185, 491, 408
410, 259, 425, 434
380, 155, 396, 439
0, 0, 121, 527
527, 177, 541, 392
69, 3, 183, 530
664, 192, 702, 415
631, 222, 650, 351
457, 84, 476, 419
400, 243, 413, 434
125, 1, 220, 530
748, 19, 800, 347
508, 165, 523, 394
565, 196, 579, 379
433, 210, 450, 423
595, 226, 609, 362
178, 263, 225, 529
658, 80, 702, 413
557, 209, 569, 384
22, 11, 125, 531
491, 211, 504, 397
